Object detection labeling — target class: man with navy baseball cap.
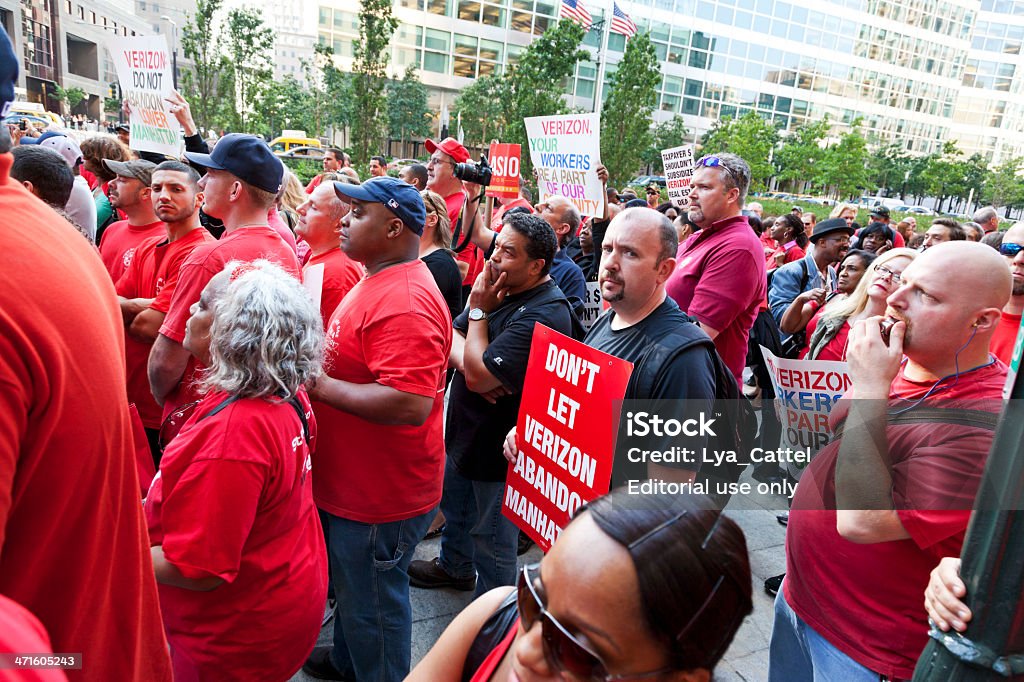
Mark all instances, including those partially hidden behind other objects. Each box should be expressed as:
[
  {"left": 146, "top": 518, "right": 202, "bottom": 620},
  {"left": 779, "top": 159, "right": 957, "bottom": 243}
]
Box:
[
  {"left": 149, "top": 133, "right": 300, "bottom": 420},
  {"left": 303, "top": 175, "right": 453, "bottom": 682}
]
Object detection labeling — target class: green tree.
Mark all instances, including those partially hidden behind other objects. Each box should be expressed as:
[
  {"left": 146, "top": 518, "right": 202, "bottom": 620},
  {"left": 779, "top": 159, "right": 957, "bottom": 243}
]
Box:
[
  {"left": 919, "top": 141, "right": 965, "bottom": 213},
  {"left": 869, "top": 141, "right": 911, "bottom": 198},
  {"left": 260, "top": 76, "right": 316, "bottom": 139},
  {"left": 54, "top": 85, "right": 86, "bottom": 113},
  {"left": 817, "top": 122, "right": 873, "bottom": 200},
  {"left": 180, "top": 0, "right": 231, "bottom": 132},
  {"left": 503, "top": 20, "right": 587, "bottom": 178},
  {"left": 981, "top": 157, "right": 1024, "bottom": 210},
  {"left": 351, "top": 0, "right": 398, "bottom": 162},
  {"left": 699, "top": 111, "right": 778, "bottom": 191},
  {"left": 774, "top": 116, "right": 829, "bottom": 192},
  {"left": 640, "top": 115, "right": 689, "bottom": 175},
  {"left": 309, "top": 43, "right": 352, "bottom": 140},
  {"left": 386, "top": 66, "right": 431, "bottom": 150},
  {"left": 224, "top": 7, "right": 274, "bottom": 133},
  {"left": 600, "top": 32, "right": 661, "bottom": 186},
  {"left": 452, "top": 74, "right": 508, "bottom": 149}
]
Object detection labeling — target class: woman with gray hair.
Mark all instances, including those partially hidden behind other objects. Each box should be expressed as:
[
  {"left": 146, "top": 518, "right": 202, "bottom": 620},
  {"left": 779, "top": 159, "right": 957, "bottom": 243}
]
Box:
[{"left": 144, "top": 259, "right": 328, "bottom": 682}]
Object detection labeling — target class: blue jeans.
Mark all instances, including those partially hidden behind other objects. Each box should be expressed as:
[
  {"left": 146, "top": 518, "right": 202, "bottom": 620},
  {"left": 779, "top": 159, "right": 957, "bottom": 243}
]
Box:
[
  {"left": 769, "top": 586, "right": 887, "bottom": 682},
  {"left": 324, "top": 508, "right": 434, "bottom": 682},
  {"left": 438, "top": 457, "right": 519, "bottom": 597}
]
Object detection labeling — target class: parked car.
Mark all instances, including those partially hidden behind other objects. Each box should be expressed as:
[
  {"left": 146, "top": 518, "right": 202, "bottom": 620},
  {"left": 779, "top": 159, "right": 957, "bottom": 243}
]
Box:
[
  {"left": 627, "top": 175, "right": 667, "bottom": 188},
  {"left": 905, "top": 206, "right": 935, "bottom": 216},
  {"left": 275, "top": 146, "right": 326, "bottom": 160},
  {"left": 388, "top": 158, "right": 420, "bottom": 171}
]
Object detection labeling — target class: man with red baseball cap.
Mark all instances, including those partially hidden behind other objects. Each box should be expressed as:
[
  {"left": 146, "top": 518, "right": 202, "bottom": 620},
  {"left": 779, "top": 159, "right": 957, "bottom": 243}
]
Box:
[{"left": 425, "top": 136, "right": 484, "bottom": 300}]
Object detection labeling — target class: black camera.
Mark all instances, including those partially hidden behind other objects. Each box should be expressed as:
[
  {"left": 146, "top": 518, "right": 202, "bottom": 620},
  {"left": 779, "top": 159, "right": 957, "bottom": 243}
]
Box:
[{"left": 454, "top": 154, "right": 492, "bottom": 186}]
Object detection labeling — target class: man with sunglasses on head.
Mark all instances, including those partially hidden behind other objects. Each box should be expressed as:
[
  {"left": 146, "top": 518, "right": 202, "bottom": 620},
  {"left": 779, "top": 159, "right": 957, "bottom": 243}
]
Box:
[
  {"left": 991, "top": 221, "right": 1024, "bottom": 364},
  {"left": 665, "top": 152, "right": 766, "bottom": 382}
]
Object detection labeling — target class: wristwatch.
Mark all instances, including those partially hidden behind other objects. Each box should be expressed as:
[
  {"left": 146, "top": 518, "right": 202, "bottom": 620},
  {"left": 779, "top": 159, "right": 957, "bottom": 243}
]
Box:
[{"left": 468, "top": 308, "right": 488, "bottom": 321}]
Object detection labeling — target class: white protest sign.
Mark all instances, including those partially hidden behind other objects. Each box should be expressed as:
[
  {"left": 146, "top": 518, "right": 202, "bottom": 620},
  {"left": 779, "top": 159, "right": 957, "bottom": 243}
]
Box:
[
  {"left": 579, "top": 281, "right": 603, "bottom": 332},
  {"left": 661, "top": 144, "right": 694, "bottom": 210},
  {"left": 108, "top": 36, "right": 182, "bottom": 157},
  {"left": 303, "top": 263, "right": 325, "bottom": 313},
  {"left": 525, "top": 113, "right": 604, "bottom": 218},
  {"left": 759, "top": 346, "right": 851, "bottom": 481}
]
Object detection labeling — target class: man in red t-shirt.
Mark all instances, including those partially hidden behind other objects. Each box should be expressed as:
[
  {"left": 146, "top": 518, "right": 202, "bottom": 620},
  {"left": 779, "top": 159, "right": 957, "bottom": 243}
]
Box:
[
  {"left": 97, "top": 158, "right": 165, "bottom": 282},
  {"left": 301, "top": 177, "right": 452, "bottom": 682},
  {"left": 148, "top": 134, "right": 300, "bottom": 421},
  {"left": 305, "top": 147, "right": 344, "bottom": 194},
  {"left": 295, "top": 181, "right": 363, "bottom": 326},
  {"left": 991, "top": 222, "right": 1024, "bottom": 364},
  {"left": 772, "top": 242, "right": 1012, "bottom": 681},
  {"left": 115, "top": 161, "right": 213, "bottom": 460},
  {"left": 665, "top": 152, "right": 766, "bottom": 381},
  {"left": 0, "top": 30, "right": 173, "bottom": 678},
  {"left": 425, "top": 136, "right": 484, "bottom": 289}
]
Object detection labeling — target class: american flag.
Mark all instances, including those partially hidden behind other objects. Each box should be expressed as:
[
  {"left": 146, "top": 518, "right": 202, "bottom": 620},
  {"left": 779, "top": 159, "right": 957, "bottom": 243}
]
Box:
[
  {"left": 610, "top": 2, "right": 637, "bottom": 37},
  {"left": 559, "top": 0, "right": 592, "bottom": 29}
]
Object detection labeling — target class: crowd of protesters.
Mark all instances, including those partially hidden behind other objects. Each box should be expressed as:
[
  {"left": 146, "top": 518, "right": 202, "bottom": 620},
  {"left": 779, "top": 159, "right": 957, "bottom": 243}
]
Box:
[{"left": 2, "top": 21, "right": 1024, "bottom": 682}]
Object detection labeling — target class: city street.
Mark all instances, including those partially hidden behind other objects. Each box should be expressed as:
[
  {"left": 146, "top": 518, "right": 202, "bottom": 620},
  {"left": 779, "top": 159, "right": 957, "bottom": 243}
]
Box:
[{"left": 290, "top": 478, "right": 789, "bottom": 682}]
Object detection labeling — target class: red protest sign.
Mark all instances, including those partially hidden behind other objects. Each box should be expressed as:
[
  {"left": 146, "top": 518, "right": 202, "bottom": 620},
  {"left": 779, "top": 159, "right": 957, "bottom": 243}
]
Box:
[
  {"left": 503, "top": 324, "right": 633, "bottom": 552},
  {"left": 486, "top": 142, "right": 521, "bottom": 200}
]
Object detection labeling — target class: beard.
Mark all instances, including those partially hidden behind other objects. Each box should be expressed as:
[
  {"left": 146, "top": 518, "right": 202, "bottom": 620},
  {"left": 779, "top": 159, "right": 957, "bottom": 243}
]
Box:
[
  {"left": 1013, "top": 279, "right": 1024, "bottom": 297},
  {"left": 600, "top": 273, "right": 625, "bottom": 302}
]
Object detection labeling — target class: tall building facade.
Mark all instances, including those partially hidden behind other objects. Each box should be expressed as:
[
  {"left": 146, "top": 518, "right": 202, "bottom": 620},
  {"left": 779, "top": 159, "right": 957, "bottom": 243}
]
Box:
[
  {"left": 317, "top": 0, "right": 1024, "bottom": 163},
  {"left": 1, "top": 0, "right": 149, "bottom": 118}
]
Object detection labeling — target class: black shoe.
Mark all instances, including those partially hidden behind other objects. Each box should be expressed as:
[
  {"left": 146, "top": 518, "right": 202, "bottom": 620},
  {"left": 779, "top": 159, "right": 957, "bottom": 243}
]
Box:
[
  {"left": 302, "top": 646, "right": 353, "bottom": 681},
  {"left": 751, "top": 462, "right": 781, "bottom": 484},
  {"left": 777, "top": 512, "right": 789, "bottom": 527},
  {"left": 517, "top": 531, "right": 535, "bottom": 556},
  {"left": 408, "top": 558, "right": 476, "bottom": 591},
  {"left": 764, "top": 573, "right": 785, "bottom": 597}
]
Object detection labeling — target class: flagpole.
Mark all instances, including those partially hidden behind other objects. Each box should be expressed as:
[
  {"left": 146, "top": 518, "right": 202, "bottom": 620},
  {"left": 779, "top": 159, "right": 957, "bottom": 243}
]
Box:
[{"left": 592, "top": 10, "right": 611, "bottom": 113}]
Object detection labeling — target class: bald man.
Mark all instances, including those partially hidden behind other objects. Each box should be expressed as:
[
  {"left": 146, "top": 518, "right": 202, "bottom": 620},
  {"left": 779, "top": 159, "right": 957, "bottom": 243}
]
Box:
[
  {"left": 991, "top": 221, "right": 1024, "bottom": 363},
  {"left": 772, "top": 241, "right": 1012, "bottom": 682}
]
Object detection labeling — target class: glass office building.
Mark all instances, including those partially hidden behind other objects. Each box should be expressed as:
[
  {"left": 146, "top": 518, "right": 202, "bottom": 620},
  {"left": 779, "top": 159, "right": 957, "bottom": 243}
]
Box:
[{"left": 317, "top": 0, "right": 1023, "bottom": 162}]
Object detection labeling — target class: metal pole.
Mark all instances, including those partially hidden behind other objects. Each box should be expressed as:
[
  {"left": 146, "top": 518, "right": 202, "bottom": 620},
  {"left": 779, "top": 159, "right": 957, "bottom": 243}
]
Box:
[
  {"left": 592, "top": 18, "right": 610, "bottom": 113},
  {"left": 913, "top": 320, "right": 1024, "bottom": 681}
]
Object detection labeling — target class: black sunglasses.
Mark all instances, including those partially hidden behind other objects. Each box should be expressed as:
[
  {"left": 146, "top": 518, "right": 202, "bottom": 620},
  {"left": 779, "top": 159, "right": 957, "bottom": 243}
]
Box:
[
  {"left": 516, "top": 563, "right": 673, "bottom": 681},
  {"left": 999, "top": 242, "right": 1023, "bottom": 258}
]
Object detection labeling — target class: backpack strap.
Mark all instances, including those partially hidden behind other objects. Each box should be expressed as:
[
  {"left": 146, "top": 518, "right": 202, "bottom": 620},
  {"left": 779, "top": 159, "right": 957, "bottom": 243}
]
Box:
[
  {"left": 832, "top": 406, "right": 999, "bottom": 441},
  {"left": 461, "top": 589, "right": 519, "bottom": 682},
  {"left": 199, "top": 394, "right": 310, "bottom": 445}
]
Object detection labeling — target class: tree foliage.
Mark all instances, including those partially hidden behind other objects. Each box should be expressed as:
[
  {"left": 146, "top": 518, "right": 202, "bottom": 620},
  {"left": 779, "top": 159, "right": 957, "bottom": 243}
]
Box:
[
  {"left": 224, "top": 7, "right": 274, "bottom": 133},
  {"left": 699, "top": 111, "right": 778, "bottom": 191},
  {"left": 981, "top": 157, "right": 1024, "bottom": 210},
  {"left": 179, "top": 0, "right": 232, "bottom": 133},
  {"left": 308, "top": 43, "right": 352, "bottom": 140},
  {"left": 54, "top": 85, "right": 86, "bottom": 112},
  {"left": 387, "top": 66, "right": 431, "bottom": 146},
  {"left": 351, "top": 0, "right": 398, "bottom": 162},
  {"left": 600, "top": 32, "right": 661, "bottom": 186},
  {"left": 452, "top": 74, "right": 508, "bottom": 149},
  {"left": 503, "top": 20, "right": 587, "bottom": 178},
  {"left": 260, "top": 76, "right": 316, "bottom": 139},
  {"left": 818, "top": 122, "right": 873, "bottom": 200},
  {"left": 773, "top": 116, "right": 829, "bottom": 189},
  {"left": 640, "top": 116, "right": 689, "bottom": 175}
]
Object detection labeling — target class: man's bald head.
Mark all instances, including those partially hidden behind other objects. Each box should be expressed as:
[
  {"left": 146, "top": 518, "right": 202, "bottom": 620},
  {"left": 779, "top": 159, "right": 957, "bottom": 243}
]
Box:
[{"left": 887, "top": 241, "right": 1010, "bottom": 368}]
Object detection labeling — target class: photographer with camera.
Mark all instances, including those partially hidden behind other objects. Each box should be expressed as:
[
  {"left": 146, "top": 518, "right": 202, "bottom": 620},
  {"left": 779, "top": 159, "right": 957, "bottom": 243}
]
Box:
[{"left": 425, "top": 137, "right": 488, "bottom": 301}]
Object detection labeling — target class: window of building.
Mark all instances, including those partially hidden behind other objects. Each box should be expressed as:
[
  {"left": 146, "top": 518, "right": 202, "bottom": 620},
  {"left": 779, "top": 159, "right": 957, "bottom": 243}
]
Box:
[
  {"left": 458, "top": 0, "right": 480, "bottom": 21},
  {"left": 481, "top": 3, "right": 505, "bottom": 27},
  {"left": 423, "top": 51, "right": 448, "bottom": 73}
]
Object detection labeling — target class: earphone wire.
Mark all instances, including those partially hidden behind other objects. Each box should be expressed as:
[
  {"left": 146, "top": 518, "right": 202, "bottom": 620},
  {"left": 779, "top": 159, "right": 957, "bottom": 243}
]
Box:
[{"left": 890, "top": 324, "right": 994, "bottom": 416}]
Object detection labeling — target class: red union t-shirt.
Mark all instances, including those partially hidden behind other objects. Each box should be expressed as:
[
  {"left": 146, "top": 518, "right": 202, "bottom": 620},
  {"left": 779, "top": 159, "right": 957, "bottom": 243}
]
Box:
[
  {"left": 145, "top": 389, "right": 325, "bottom": 682},
  {"left": 991, "top": 310, "right": 1022, "bottom": 365},
  {"left": 98, "top": 218, "right": 166, "bottom": 283},
  {"left": 665, "top": 215, "right": 766, "bottom": 381},
  {"left": 785, "top": 360, "right": 1007, "bottom": 680},
  {"left": 158, "top": 226, "right": 301, "bottom": 418},
  {"left": 0, "top": 595, "right": 68, "bottom": 682},
  {"left": 313, "top": 259, "right": 452, "bottom": 523},
  {"left": 0, "top": 154, "right": 172, "bottom": 681},
  {"left": 304, "top": 248, "right": 364, "bottom": 328},
  {"left": 115, "top": 228, "right": 215, "bottom": 428}
]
